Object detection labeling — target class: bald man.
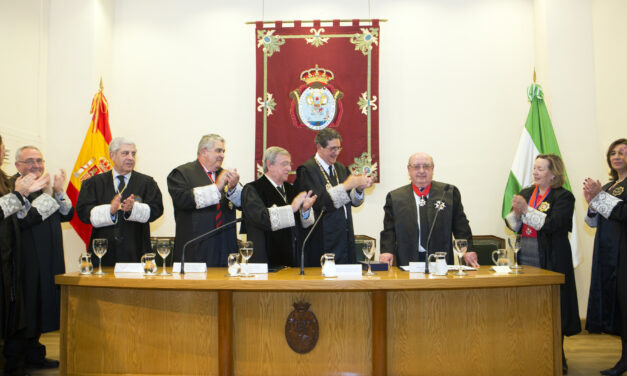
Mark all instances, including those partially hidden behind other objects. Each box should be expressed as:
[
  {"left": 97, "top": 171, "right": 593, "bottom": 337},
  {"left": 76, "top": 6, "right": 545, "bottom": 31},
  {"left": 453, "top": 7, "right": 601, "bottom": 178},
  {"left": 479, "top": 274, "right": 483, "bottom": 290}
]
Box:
[{"left": 379, "top": 152, "right": 479, "bottom": 267}]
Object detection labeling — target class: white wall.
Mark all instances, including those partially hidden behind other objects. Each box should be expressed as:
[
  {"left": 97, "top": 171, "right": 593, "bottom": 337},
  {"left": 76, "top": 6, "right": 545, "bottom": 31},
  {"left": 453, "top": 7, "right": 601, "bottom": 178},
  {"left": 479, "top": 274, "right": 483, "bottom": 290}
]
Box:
[{"left": 2, "top": 0, "right": 626, "bottom": 318}]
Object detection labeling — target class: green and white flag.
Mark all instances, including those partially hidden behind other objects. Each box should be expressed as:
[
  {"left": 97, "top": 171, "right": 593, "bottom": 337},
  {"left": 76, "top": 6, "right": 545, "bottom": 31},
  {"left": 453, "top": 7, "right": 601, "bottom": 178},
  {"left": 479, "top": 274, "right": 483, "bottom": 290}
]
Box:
[{"left": 501, "top": 83, "right": 581, "bottom": 268}]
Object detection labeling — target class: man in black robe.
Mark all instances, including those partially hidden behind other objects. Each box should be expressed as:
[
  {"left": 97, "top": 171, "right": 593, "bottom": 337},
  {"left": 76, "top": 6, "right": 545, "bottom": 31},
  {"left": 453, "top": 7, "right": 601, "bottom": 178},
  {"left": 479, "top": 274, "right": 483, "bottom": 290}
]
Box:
[
  {"left": 167, "top": 134, "right": 242, "bottom": 267},
  {"left": 11, "top": 146, "right": 74, "bottom": 369},
  {"left": 76, "top": 138, "right": 163, "bottom": 266},
  {"left": 294, "top": 129, "right": 373, "bottom": 266},
  {"left": 242, "top": 146, "right": 316, "bottom": 267},
  {"left": 379, "top": 152, "right": 479, "bottom": 267}
]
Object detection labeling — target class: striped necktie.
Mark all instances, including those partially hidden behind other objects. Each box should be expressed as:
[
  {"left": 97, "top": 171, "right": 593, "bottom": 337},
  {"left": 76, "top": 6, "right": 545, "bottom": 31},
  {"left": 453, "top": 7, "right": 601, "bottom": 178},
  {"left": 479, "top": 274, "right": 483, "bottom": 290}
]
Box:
[{"left": 207, "top": 171, "right": 223, "bottom": 228}]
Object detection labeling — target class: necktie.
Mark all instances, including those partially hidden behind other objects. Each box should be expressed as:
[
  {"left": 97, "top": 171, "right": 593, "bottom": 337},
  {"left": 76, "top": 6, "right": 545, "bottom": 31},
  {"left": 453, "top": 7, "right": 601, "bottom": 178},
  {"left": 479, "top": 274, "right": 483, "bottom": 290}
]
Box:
[
  {"left": 116, "top": 175, "right": 126, "bottom": 194},
  {"left": 277, "top": 185, "right": 286, "bottom": 201},
  {"left": 207, "top": 171, "right": 223, "bottom": 228},
  {"left": 329, "top": 166, "right": 337, "bottom": 185}
]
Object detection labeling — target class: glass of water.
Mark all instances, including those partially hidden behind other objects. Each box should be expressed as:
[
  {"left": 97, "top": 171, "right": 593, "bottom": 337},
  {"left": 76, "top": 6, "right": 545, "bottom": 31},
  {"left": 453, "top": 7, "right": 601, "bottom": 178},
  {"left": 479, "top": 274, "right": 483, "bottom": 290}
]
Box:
[
  {"left": 238, "top": 241, "right": 254, "bottom": 277},
  {"left": 157, "top": 239, "right": 171, "bottom": 275},
  {"left": 92, "top": 238, "right": 108, "bottom": 275}
]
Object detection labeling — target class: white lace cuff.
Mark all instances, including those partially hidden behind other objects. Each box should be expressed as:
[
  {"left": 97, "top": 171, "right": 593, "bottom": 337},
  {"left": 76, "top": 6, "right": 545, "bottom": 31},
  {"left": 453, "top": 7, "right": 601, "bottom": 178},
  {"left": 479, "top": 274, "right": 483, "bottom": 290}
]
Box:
[
  {"left": 590, "top": 191, "right": 621, "bottom": 219},
  {"left": 31, "top": 194, "right": 60, "bottom": 221},
  {"left": 584, "top": 212, "right": 598, "bottom": 228},
  {"left": 301, "top": 209, "right": 315, "bottom": 228},
  {"left": 126, "top": 202, "right": 150, "bottom": 223},
  {"left": 0, "top": 193, "right": 23, "bottom": 218},
  {"left": 328, "top": 185, "right": 351, "bottom": 209},
  {"left": 522, "top": 207, "right": 546, "bottom": 230},
  {"left": 227, "top": 184, "right": 242, "bottom": 208},
  {"left": 268, "top": 205, "right": 295, "bottom": 231},
  {"left": 55, "top": 192, "right": 73, "bottom": 216},
  {"left": 505, "top": 212, "right": 522, "bottom": 232},
  {"left": 350, "top": 189, "right": 365, "bottom": 207},
  {"left": 193, "top": 184, "right": 221, "bottom": 209},
  {"left": 90, "top": 204, "right": 116, "bottom": 227}
]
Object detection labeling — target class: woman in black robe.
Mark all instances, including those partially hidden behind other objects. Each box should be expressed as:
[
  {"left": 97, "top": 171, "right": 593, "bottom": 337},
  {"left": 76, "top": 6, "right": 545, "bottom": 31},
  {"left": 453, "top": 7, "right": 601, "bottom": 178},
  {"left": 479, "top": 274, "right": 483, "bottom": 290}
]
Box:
[
  {"left": 584, "top": 138, "right": 627, "bottom": 376},
  {"left": 506, "top": 154, "right": 581, "bottom": 374}
]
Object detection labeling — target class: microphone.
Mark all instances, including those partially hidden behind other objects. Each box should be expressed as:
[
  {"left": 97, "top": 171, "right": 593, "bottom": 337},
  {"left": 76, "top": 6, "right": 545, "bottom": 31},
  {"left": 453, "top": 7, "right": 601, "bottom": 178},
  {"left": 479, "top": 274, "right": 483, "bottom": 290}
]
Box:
[
  {"left": 180, "top": 217, "right": 242, "bottom": 274},
  {"left": 300, "top": 207, "right": 326, "bottom": 275},
  {"left": 424, "top": 184, "right": 450, "bottom": 274}
]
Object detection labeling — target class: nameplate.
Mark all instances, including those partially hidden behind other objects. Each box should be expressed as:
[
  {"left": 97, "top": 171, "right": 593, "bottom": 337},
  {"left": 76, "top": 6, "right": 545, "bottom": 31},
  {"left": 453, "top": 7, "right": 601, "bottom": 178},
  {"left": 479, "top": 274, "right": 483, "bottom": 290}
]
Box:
[
  {"left": 172, "top": 262, "right": 207, "bottom": 273},
  {"left": 335, "top": 264, "right": 362, "bottom": 276},
  {"left": 246, "top": 263, "right": 268, "bottom": 274},
  {"left": 403, "top": 263, "right": 477, "bottom": 272},
  {"left": 114, "top": 263, "right": 143, "bottom": 273},
  {"left": 490, "top": 266, "right": 512, "bottom": 274}
]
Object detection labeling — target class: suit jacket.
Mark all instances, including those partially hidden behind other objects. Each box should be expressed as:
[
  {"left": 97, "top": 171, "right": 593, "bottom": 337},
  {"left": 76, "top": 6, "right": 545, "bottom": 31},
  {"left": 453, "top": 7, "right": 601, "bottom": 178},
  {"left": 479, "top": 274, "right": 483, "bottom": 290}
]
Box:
[
  {"left": 167, "top": 160, "right": 238, "bottom": 267},
  {"left": 76, "top": 170, "right": 163, "bottom": 266},
  {"left": 380, "top": 181, "right": 473, "bottom": 266},
  {"left": 294, "top": 157, "right": 357, "bottom": 265}
]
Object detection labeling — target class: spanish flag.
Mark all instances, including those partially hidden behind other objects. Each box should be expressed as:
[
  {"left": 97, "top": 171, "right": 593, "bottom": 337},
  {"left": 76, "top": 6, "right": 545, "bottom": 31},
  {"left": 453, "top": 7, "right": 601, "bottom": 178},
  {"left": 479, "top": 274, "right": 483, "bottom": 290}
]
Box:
[{"left": 66, "top": 81, "right": 113, "bottom": 245}]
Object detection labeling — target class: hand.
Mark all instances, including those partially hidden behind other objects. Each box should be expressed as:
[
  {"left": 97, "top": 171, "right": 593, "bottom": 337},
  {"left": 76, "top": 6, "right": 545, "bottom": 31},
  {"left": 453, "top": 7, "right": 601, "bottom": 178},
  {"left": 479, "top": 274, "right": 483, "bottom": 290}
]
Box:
[
  {"left": 30, "top": 173, "right": 51, "bottom": 195},
  {"left": 53, "top": 169, "right": 67, "bottom": 195},
  {"left": 583, "top": 178, "right": 602, "bottom": 202},
  {"left": 342, "top": 174, "right": 372, "bottom": 191},
  {"left": 379, "top": 252, "right": 394, "bottom": 266},
  {"left": 225, "top": 168, "right": 240, "bottom": 191},
  {"left": 14, "top": 174, "right": 35, "bottom": 196},
  {"left": 358, "top": 175, "right": 375, "bottom": 191},
  {"left": 120, "top": 194, "right": 135, "bottom": 212},
  {"left": 43, "top": 173, "right": 53, "bottom": 196},
  {"left": 110, "top": 194, "right": 122, "bottom": 215},
  {"left": 511, "top": 195, "right": 528, "bottom": 216},
  {"left": 463, "top": 252, "right": 480, "bottom": 267},
  {"left": 301, "top": 191, "right": 317, "bottom": 212},
  {"left": 215, "top": 170, "right": 228, "bottom": 191},
  {"left": 291, "top": 191, "right": 306, "bottom": 212}
]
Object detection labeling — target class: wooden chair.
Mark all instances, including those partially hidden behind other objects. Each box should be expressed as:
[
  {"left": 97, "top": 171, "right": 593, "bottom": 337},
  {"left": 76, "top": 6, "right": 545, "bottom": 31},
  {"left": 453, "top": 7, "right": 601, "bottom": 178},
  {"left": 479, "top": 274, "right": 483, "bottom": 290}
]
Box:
[{"left": 472, "top": 235, "right": 505, "bottom": 266}]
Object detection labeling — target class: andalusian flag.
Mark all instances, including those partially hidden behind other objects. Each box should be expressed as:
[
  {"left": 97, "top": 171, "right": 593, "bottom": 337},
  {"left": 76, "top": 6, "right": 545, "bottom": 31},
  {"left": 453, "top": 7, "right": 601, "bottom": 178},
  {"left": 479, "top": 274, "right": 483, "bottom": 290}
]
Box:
[
  {"left": 66, "top": 81, "right": 113, "bottom": 245},
  {"left": 501, "top": 82, "right": 581, "bottom": 267}
]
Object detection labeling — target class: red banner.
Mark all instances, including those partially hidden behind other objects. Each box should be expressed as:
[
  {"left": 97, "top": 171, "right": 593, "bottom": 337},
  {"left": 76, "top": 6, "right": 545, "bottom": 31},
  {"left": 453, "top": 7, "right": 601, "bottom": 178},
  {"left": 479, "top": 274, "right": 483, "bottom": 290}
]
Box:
[{"left": 255, "top": 20, "right": 380, "bottom": 181}]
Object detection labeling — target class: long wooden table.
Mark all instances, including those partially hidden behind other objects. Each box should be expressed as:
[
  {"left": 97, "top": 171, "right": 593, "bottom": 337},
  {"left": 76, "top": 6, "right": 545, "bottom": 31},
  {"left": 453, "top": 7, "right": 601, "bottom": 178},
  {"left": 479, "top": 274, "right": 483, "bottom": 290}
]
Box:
[{"left": 55, "top": 266, "right": 564, "bottom": 376}]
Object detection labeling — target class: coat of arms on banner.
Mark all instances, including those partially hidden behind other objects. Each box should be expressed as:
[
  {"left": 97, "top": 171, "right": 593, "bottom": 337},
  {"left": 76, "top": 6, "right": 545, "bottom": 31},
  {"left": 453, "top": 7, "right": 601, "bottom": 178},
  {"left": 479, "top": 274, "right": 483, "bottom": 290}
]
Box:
[
  {"left": 255, "top": 20, "right": 381, "bottom": 181},
  {"left": 290, "top": 65, "right": 343, "bottom": 130}
]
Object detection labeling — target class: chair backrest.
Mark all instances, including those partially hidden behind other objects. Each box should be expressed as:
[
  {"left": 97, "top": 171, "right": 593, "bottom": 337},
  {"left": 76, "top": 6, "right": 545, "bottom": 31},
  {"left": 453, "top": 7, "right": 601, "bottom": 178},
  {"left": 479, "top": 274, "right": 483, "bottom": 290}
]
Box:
[
  {"left": 354, "top": 235, "right": 377, "bottom": 262},
  {"left": 472, "top": 235, "right": 505, "bottom": 266}
]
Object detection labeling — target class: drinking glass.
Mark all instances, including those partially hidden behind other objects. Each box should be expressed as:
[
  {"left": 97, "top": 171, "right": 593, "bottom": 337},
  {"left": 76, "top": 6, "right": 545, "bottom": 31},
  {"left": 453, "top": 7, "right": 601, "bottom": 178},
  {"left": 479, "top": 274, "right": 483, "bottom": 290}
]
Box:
[
  {"left": 508, "top": 234, "right": 523, "bottom": 274},
  {"left": 238, "top": 241, "right": 254, "bottom": 277},
  {"left": 453, "top": 239, "right": 468, "bottom": 276},
  {"left": 157, "top": 239, "right": 171, "bottom": 275},
  {"left": 92, "top": 238, "right": 108, "bottom": 275},
  {"left": 362, "top": 240, "right": 376, "bottom": 276}
]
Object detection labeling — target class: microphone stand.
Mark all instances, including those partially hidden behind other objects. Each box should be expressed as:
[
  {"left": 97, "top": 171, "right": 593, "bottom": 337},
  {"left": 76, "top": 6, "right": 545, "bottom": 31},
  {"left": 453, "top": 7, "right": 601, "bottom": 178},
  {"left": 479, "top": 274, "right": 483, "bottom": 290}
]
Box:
[
  {"left": 424, "top": 185, "right": 450, "bottom": 274},
  {"left": 180, "top": 218, "right": 242, "bottom": 274},
  {"left": 300, "top": 208, "right": 326, "bottom": 275}
]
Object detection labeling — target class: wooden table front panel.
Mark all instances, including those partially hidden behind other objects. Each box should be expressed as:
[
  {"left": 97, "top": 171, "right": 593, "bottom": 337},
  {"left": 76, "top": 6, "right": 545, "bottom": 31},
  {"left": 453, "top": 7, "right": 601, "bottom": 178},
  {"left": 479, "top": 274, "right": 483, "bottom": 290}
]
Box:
[
  {"left": 388, "top": 285, "right": 560, "bottom": 376},
  {"left": 233, "top": 291, "right": 372, "bottom": 376},
  {"left": 63, "top": 286, "right": 219, "bottom": 375}
]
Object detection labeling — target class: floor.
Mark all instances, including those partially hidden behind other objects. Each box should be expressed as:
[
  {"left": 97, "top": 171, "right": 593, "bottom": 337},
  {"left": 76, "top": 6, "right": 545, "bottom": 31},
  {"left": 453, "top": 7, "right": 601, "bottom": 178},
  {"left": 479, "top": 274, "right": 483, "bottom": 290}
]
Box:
[{"left": 32, "top": 330, "right": 623, "bottom": 375}]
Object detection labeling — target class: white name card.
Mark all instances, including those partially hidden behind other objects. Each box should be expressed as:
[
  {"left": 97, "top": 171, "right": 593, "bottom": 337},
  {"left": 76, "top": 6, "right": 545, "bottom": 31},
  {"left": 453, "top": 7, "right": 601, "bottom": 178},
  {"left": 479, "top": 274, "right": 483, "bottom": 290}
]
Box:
[
  {"left": 407, "top": 262, "right": 428, "bottom": 273},
  {"left": 246, "top": 263, "right": 268, "bottom": 274},
  {"left": 335, "top": 264, "right": 362, "bottom": 276},
  {"left": 490, "top": 266, "right": 512, "bottom": 274},
  {"left": 173, "top": 262, "right": 207, "bottom": 273},
  {"left": 114, "top": 263, "right": 143, "bottom": 273}
]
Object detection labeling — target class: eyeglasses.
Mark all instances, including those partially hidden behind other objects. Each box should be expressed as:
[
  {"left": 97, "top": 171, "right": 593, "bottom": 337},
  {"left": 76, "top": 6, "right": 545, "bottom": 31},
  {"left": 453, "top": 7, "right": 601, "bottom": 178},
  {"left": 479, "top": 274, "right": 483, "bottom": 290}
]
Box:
[
  {"left": 325, "top": 146, "right": 342, "bottom": 153},
  {"left": 17, "top": 158, "right": 45, "bottom": 166},
  {"left": 409, "top": 163, "right": 433, "bottom": 170}
]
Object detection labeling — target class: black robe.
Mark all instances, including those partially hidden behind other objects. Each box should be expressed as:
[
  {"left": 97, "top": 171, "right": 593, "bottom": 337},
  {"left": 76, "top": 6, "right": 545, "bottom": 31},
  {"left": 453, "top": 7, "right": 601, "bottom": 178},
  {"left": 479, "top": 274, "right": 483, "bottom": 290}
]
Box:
[
  {"left": 509, "top": 186, "right": 581, "bottom": 336},
  {"left": 586, "top": 179, "right": 627, "bottom": 337},
  {"left": 241, "top": 175, "right": 302, "bottom": 267},
  {"left": 380, "top": 181, "right": 473, "bottom": 266},
  {"left": 76, "top": 170, "right": 163, "bottom": 266},
  {"left": 15, "top": 188, "right": 73, "bottom": 336},
  {"left": 167, "top": 160, "right": 239, "bottom": 267},
  {"left": 294, "top": 157, "right": 357, "bottom": 266}
]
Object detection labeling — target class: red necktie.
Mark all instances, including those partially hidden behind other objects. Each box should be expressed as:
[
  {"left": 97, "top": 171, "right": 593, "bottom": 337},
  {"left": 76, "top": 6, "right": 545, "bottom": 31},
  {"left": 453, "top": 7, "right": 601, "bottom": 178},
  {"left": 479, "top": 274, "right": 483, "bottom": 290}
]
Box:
[{"left": 207, "top": 171, "right": 223, "bottom": 228}]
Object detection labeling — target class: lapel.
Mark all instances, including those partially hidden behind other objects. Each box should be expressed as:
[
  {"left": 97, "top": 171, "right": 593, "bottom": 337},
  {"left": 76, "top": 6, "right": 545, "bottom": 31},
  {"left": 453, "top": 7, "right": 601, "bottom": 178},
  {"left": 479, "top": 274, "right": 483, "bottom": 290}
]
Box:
[
  {"left": 261, "top": 175, "right": 287, "bottom": 204},
  {"left": 332, "top": 162, "right": 344, "bottom": 186},
  {"left": 403, "top": 184, "right": 418, "bottom": 226},
  {"left": 424, "top": 181, "right": 442, "bottom": 223},
  {"left": 104, "top": 171, "right": 116, "bottom": 200}
]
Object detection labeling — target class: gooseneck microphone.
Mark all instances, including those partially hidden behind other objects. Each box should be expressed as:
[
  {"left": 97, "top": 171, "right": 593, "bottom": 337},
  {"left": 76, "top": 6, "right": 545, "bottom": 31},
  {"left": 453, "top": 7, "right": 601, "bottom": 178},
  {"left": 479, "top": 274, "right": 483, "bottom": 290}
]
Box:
[
  {"left": 180, "top": 218, "right": 242, "bottom": 274},
  {"left": 300, "top": 208, "right": 326, "bottom": 276},
  {"left": 424, "top": 184, "right": 450, "bottom": 274}
]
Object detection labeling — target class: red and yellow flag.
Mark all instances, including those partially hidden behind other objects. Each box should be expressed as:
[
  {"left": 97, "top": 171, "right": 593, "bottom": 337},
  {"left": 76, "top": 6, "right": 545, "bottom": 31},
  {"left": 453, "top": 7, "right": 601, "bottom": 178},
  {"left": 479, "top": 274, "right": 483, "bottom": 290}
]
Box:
[{"left": 66, "top": 82, "right": 113, "bottom": 245}]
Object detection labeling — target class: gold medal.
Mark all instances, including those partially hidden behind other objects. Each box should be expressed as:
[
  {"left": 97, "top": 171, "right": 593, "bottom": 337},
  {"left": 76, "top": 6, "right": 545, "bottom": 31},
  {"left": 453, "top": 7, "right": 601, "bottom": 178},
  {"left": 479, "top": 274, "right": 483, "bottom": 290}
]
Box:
[
  {"left": 228, "top": 201, "right": 234, "bottom": 210},
  {"left": 613, "top": 186, "right": 624, "bottom": 196},
  {"left": 538, "top": 202, "right": 551, "bottom": 212}
]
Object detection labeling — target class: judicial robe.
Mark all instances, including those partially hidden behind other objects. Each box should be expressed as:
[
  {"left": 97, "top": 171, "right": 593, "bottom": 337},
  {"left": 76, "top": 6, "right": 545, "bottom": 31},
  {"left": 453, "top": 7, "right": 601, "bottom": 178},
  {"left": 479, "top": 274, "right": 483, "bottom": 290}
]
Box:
[
  {"left": 507, "top": 186, "right": 581, "bottom": 336},
  {"left": 586, "top": 179, "right": 627, "bottom": 337},
  {"left": 167, "top": 160, "right": 239, "bottom": 267},
  {"left": 76, "top": 170, "right": 163, "bottom": 266},
  {"left": 10, "top": 182, "right": 73, "bottom": 336},
  {"left": 380, "top": 181, "right": 473, "bottom": 266},
  {"left": 241, "top": 175, "right": 303, "bottom": 267},
  {"left": 295, "top": 157, "right": 358, "bottom": 266}
]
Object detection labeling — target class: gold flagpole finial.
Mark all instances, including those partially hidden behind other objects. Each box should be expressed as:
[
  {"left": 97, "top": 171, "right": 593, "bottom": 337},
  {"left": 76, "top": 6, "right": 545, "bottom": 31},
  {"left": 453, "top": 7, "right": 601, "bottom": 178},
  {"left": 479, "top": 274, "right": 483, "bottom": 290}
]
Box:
[
  {"left": 533, "top": 68, "right": 536, "bottom": 83},
  {"left": 99, "top": 77, "right": 104, "bottom": 91}
]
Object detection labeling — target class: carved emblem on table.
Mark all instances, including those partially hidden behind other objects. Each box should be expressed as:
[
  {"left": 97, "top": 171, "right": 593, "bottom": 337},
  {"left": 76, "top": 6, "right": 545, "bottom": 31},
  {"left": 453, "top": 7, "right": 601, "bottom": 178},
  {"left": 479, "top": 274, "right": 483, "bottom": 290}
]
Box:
[{"left": 285, "top": 301, "right": 319, "bottom": 354}]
